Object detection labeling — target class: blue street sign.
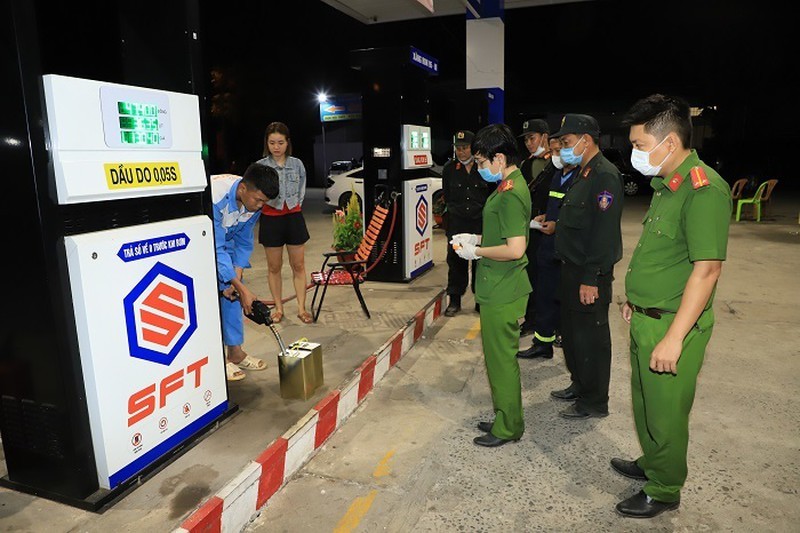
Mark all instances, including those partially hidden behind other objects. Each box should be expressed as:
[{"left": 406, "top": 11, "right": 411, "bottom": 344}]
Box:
[
  {"left": 410, "top": 46, "right": 439, "bottom": 75},
  {"left": 319, "top": 96, "right": 362, "bottom": 123}
]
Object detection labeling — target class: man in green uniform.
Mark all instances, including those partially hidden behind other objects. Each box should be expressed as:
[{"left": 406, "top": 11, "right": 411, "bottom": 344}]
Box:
[
  {"left": 613, "top": 94, "right": 731, "bottom": 518},
  {"left": 551, "top": 114, "right": 623, "bottom": 419},
  {"left": 450, "top": 124, "right": 531, "bottom": 448}
]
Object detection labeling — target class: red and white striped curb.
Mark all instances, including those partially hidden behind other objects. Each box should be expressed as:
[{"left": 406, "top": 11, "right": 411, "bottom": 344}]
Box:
[{"left": 174, "top": 290, "right": 446, "bottom": 533}]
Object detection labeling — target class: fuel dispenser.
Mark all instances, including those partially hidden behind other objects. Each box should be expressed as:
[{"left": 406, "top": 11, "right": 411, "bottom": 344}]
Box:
[
  {"left": 350, "top": 47, "right": 439, "bottom": 282},
  {"left": 1, "top": 1, "right": 231, "bottom": 510}
]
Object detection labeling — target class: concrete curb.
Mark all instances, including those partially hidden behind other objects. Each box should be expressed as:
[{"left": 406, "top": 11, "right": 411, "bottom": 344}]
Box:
[{"left": 174, "top": 290, "right": 446, "bottom": 533}]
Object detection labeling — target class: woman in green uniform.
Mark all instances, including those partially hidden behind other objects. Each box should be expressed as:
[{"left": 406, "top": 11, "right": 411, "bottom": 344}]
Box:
[{"left": 451, "top": 124, "right": 532, "bottom": 447}]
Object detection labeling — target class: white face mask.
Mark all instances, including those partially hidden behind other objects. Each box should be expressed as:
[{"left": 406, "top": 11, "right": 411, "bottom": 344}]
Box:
[
  {"left": 532, "top": 145, "right": 545, "bottom": 157},
  {"left": 551, "top": 154, "right": 564, "bottom": 169},
  {"left": 458, "top": 155, "right": 474, "bottom": 165},
  {"left": 631, "top": 136, "right": 672, "bottom": 176}
]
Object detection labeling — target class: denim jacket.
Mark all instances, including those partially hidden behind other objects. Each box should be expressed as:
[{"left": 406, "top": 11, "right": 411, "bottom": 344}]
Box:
[{"left": 257, "top": 155, "right": 307, "bottom": 210}]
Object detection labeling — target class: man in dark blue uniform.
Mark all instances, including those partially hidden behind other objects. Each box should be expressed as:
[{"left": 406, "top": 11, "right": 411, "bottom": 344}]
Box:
[
  {"left": 518, "top": 119, "right": 556, "bottom": 336},
  {"left": 517, "top": 138, "right": 580, "bottom": 360},
  {"left": 550, "top": 114, "right": 623, "bottom": 419},
  {"left": 442, "top": 130, "right": 491, "bottom": 316}
]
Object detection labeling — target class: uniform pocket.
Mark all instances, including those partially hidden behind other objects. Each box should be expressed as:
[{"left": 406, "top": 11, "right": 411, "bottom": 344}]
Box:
[
  {"left": 647, "top": 217, "right": 678, "bottom": 239},
  {"left": 559, "top": 202, "right": 587, "bottom": 229},
  {"left": 693, "top": 308, "right": 715, "bottom": 333}
]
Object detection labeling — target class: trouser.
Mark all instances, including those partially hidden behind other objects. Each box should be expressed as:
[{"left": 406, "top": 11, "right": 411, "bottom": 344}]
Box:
[
  {"left": 522, "top": 232, "right": 542, "bottom": 325},
  {"left": 480, "top": 295, "right": 528, "bottom": 440},
  {"left": 558, "top": 261, "right": 613, "bottom": 413},
  {"left": 630, "top": 307, "right": 714, "bottom": 503},
  {"left": 533, "top": 239, "right": 560, "bottom": 343},
  {"left": 445, "top": 215, "right": 482, "bottom": 297},
  {"left": 219, "top": 293, "right": 243, "bottom": 347}
]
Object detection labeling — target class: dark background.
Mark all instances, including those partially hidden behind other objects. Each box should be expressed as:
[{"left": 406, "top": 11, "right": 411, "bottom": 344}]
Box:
[{"left": 200, "top": 0, "right": 796, "bottom": 190}]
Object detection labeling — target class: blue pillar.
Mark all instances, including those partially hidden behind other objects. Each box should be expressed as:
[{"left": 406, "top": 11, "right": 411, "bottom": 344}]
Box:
[{"left": 466, "top": 0, "right": 504, "bottom": 124}]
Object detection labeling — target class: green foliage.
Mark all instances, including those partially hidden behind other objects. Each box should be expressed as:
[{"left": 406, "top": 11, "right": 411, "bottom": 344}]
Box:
[{"left": 332, "top": 191, "right": 363, "bottom": 251}]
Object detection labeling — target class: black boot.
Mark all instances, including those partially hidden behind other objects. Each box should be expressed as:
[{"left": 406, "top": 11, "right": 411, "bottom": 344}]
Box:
[
  {"left": 444, "top": 295, "right": 461, "bottom": 317},
  {"left": 516, "top": 341, "right": 553, "bottom": 359}
]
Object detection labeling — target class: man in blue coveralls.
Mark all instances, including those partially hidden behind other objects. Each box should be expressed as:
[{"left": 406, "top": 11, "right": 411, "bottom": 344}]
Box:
[{"left": 211, "top": 163, "right": 279, "bottom": 381}]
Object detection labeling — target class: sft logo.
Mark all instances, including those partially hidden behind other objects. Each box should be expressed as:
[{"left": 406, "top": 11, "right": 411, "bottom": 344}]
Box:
[
  {"left": 415, "top": 195, "right": 429, "bottom": 236},
  {"left": 123, "top": 261, "right": 198, "bottom": 366}
]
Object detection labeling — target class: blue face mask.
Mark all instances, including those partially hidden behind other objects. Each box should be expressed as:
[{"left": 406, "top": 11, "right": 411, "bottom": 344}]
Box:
[
  {"left": 560, "top": 136, "right": 586, "bottom": 166},
  {"left": 478, "top": 166, "right": 503, "bottom": 183}
]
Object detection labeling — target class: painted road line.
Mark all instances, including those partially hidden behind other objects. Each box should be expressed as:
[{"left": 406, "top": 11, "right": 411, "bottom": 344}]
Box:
[
  {"left": 465, "top": 319, "right": 481, "bottom": 340},
  {"left": 372, "top": 450, "right": 395, "bottom": 478},
  {"left": 333, "top": 490, "right": 378, "bottom": 533},
  {"left": 333, "top": 450, "right": 395, "bottom": 532}
]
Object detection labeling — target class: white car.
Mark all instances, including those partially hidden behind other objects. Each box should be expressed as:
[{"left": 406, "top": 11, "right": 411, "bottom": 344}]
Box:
[{"left": 324, "top": 166, "right": 443, "bottom": 212}]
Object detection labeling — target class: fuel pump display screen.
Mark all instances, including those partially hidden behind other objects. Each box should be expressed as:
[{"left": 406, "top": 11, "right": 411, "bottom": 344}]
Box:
[
  {"left": 410, "top": 130, "right": 420, "bottom": 149},
  {"left": 100, "top": 86, "right": 173, "bottom": 148}
]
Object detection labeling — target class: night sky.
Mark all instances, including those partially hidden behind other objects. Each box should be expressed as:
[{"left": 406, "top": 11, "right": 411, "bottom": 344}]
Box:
[{"left": 200, "top": 0, "right": 796, "bottom": 187}]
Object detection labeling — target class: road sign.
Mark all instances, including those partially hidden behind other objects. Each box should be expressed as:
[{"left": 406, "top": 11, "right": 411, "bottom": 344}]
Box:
[{"left": 319, "top": 96, "right": 362, "bottom": 123}]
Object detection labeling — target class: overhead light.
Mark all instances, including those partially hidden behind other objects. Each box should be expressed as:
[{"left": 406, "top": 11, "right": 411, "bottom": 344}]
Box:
[
  {"left": 317, "top": 92, "right": 328, "bottom": 103},
  {"left": 3, "top": 137, "right": 22, "bottom": 146}
]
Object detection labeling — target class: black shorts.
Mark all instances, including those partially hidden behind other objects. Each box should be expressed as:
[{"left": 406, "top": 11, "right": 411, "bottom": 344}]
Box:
[{"left": 258, "top": 212, "right": 310, "bottom": 247}]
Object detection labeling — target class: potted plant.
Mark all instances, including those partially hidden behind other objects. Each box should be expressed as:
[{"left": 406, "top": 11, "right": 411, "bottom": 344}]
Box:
[{"left": 332, "top": 189, "right": 363, "bottom": 263}]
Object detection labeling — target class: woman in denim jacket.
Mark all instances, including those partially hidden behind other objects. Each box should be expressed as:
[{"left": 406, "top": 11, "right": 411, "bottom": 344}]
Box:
[{"left": 257, "top": 122, "right": 312, "bottom": 324}]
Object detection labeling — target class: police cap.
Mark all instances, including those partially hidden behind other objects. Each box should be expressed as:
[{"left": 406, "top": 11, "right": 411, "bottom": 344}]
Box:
[
  {"left": 453, "top": 130, "right": 475, "bottom": 146},
  {"left": 551, "top": 114, "right": 600, "bottom": 138},
  {"left": 518, "top": 118, "right": 550, "bottom": 137}
]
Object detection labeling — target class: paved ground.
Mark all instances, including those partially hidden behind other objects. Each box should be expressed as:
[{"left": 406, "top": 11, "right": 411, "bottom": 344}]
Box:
[
  {"left": 2, "top": 188, "right": 798, "bottom": 532},
  {"left": 246, "top": 191, "right": 800, "bottom": 533}
]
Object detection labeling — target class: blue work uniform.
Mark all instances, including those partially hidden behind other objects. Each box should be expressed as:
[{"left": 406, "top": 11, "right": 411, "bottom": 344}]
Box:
[{"left": 211, "top": 174, "right": 260, "bottom": 347}]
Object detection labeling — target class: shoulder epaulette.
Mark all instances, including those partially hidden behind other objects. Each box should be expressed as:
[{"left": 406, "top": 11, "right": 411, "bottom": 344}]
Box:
[
  {"left": 690, "top": 166, "right": 710, "bottom": 189},
  {"left": 667, "top": 173, "right": 684, "bottom": 192},
  {"left": 498, "top": 179, "right": 514, "bottom": 192}
]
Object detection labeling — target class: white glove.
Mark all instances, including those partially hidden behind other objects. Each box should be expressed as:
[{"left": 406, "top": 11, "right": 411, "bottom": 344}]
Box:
[
  {"left": 449, "top": 233, "right": 479, "bottom": 247},
  {"left": 454, "top": 242, "right": 481, "bottom": 261}
]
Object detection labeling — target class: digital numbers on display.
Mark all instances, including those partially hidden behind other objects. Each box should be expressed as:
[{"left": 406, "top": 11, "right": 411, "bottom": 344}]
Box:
[{"left": 117, "top": 101, "right": 160, "bottom": 145}]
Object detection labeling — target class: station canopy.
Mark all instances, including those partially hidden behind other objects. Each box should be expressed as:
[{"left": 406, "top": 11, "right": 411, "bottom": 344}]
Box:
[{"left": 321, "top": 0, "right": 590, "bottom": 24}]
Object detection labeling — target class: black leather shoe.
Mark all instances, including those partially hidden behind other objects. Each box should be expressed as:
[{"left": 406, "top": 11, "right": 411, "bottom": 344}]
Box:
[
  {"left": 550, "top": 387, "right": 579, "bottom": 401},
  {"left": 444, "top": 299, "right": 461, "bottom": 317},
  {"left": 611, "top": 458, "right": 647, "bottom": 481},
  {"left": 559, "top": 403, "right": 608, "bottom": 419},
  {"left": 477, "top": 421, "right": 493, "bottom": 433},
  {"left": 516, "top": 343, "right": 553, "bottom": 359},
  {"left": 473, "top": 433, "right": 518, "bottom": 447},
  {"left": 615, "top": 491, "right": 679, "bottom": 518}
]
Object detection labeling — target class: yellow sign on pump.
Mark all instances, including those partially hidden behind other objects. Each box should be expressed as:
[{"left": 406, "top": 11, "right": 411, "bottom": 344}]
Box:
[{"left": 104, "top": 162, "right": 182, "bottom": 190}]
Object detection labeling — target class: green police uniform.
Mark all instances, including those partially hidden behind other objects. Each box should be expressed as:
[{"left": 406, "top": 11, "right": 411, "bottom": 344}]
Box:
[
  {"left": 476, "top": 169, "right": 532, "bottom": 439},
  {"left": 625, "top": 150, "right": 731, "bottom": 503},
  {"left": 554, "top": 151, "right": 623, "bottom": 414}
]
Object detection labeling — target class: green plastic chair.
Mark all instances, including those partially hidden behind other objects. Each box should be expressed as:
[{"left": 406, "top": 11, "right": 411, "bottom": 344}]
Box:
[{"left": 735, "top": 181, "right": 768, "bottom": 222}]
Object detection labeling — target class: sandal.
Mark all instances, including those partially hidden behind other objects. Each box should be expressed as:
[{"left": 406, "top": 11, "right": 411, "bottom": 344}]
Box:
[
  {"left": 297, "top": 311, "right": 313, "bottom": 324},
  {"left": 226, "top": 361, "right": 246, "bottom": 381},
  {"left": 271, "top": 309, "right": 283, "bottom": 323},
  {"left": 236, "top": 354, "right": 267, "bottom": 371}
]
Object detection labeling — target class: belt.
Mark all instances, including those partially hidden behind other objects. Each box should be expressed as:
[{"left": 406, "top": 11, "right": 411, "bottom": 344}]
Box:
[{"left": 627, "top": 302, "right": 674, "bottom": 320}]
